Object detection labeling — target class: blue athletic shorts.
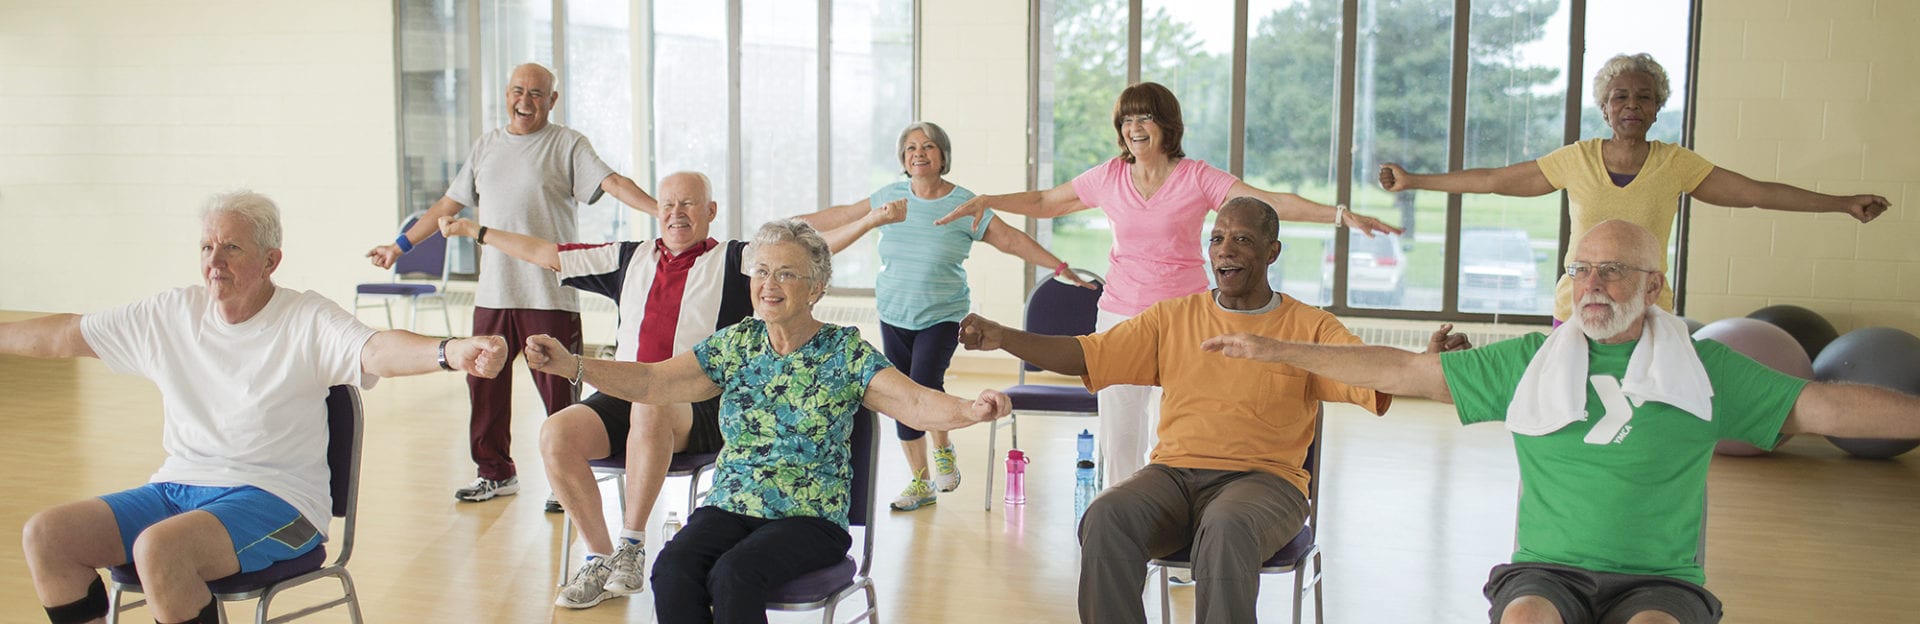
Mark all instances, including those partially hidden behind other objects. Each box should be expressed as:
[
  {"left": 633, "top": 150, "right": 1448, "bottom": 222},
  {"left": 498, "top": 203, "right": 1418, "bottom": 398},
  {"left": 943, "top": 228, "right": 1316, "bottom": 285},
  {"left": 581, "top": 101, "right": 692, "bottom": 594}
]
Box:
[{"left": 99, "top": 483, "right": 323, "bottom": 573}]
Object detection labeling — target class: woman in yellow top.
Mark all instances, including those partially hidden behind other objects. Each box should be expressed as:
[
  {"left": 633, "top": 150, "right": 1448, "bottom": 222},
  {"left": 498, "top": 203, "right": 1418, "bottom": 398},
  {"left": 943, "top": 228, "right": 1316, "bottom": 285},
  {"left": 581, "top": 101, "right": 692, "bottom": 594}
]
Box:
[{"left": 1378, "top": 53, "right": 1891, "bottom": 321}]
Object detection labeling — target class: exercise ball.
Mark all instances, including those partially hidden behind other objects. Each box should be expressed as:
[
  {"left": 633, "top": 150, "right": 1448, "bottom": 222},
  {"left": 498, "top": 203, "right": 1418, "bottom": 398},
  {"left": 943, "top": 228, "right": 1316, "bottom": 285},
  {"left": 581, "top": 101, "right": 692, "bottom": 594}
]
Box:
[
  {"left": 1812, "top": 327, "right": 1920, "bottom": 459},
  {"left": 1747, "top": 304, "right": 1840, "bottom": 361},
  {"left": 1693, "top": 318, "right": 1812, "bottom": 456}
]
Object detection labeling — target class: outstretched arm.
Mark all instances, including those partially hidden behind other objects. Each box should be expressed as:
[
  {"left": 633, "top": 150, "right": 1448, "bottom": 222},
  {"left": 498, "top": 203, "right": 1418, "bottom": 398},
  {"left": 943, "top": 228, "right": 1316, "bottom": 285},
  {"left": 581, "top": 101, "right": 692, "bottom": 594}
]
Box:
[
  {"left": 361, "top": 332, "right": 507, "bottom": 378},
  {"left": 957, "top": 313, "right": 1089, "bottom": 376},
  {"left": 818, "top": 199, "right": 907, "bottom": 254},
  {"left": 1378, "top": 161, "right": 1556, "bottom": 198},
  {"left": 0, "top": 314, "right": 95, "bottom": 359},
  {"left": 934, "top": 182, "right": 1088, "bottom": 230},
  {"left": 979, "top": 218, "right": 1095, "bottom": 289},
  {"left": 523, "top": 334, "right": 721, "bottom": 404},
  {"left": 862, "top": 368, "right": 1011, "bottom": 431},
  {"left": 599, "top": 173, "right": 661, "bottom": 219},
  {"left": 1200, "top": 333, "right": 1453, "bottom": 402},
  {"left": 795, "top": 198, "right": 876, "bottom": 234},
  {"left": 368, "top": 196, "right": 468, "bottom": 269},
  {"left": 1227, "top": 179, "right": 1402, "bottom": 236},
  {"left": 1783, "top": 381, "right": 1920, "bottom": 438},
  {"left": 1691, "top": 167, "right": 1892, "bottom": 223},
  {"left": 439, "top": 217, "right": 561, "bottom": 271}
]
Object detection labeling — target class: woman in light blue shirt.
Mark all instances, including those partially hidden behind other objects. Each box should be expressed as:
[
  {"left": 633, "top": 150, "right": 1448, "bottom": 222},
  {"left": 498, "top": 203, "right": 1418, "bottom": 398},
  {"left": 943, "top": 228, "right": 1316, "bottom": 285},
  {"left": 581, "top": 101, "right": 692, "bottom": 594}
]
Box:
[{"left": 812, "top": 122, "right": 1093, "bottom": 511}]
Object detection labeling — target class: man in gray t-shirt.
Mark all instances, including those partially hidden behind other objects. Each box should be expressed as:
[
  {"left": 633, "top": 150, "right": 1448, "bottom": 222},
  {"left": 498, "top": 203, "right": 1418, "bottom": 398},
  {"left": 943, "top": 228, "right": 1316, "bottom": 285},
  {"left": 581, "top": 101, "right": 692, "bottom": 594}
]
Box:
[{"left": 368, "top": 62, "right": 667, "bottom": 503}]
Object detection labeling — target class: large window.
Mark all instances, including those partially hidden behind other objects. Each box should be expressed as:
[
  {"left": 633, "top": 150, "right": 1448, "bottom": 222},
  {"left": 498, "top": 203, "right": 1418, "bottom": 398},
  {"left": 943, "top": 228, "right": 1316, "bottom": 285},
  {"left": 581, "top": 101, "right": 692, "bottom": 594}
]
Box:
[
  {"left": 1036, "top": 0, "right": 1695, "bottom": 322},
  {"left": 395, "top": 0, "right": 914, "bottom": 291}
]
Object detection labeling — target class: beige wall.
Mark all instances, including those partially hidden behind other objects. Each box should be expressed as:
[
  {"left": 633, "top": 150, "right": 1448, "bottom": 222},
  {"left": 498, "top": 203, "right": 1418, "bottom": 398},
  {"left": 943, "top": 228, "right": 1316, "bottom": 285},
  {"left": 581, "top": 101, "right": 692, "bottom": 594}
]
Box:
[
  {"left": 1687, "top": 0, "right": 1920, "bottom": 334},
  {"left": 0, "top": 1, "right": 397, "bottom": 314}
]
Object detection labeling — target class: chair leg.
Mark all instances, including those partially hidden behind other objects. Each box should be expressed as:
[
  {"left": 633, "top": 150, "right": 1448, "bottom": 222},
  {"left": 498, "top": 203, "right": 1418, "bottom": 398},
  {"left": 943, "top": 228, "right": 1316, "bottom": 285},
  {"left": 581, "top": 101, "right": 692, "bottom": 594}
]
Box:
[
  {"left": 559, "top": 512, "right": 577, "bottom": 587},
  {"left": 340, "top": 570, "right": 365, "bottom": 624},
  {"left": 1158, "top": 564, "right": 1172, "bottom": 624},
  {"left": 1311, "top": 551, "right": 1325, "bottom": 624},
  {"left": 105, "top": 586, "right": 124, "bottom": 624},
  {"left": 864, "top": 582, "right": 879, "bottom": 624},
  {"left": 983, "top": 416, "right": 1000, "bottom": 511},
  {"left": 439, "top": 300, "right": 453, "bottom": 337},
  {"left": 409, "top": 298, "right": 420, "bottom": 331}
]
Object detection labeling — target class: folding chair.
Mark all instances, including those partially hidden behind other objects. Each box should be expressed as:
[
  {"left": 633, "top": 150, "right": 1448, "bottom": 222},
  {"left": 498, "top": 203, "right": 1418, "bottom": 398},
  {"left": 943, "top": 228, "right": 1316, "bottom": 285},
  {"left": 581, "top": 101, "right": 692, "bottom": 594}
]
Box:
[
  {"left": 355, "top": 211, "right": 454, "bottom": 334},
  {"left": 765, "top": 407, "right": 880, "bottom": 623},
  {"left": 557, "top": 451, "right": 718, "bottom": 586},
  {"left": 1150, "top": 405, "right": 1326, "bottom": 624},
  {"left": 108, "top": 385, "right": 366, "bottom": 624},
  {"left": 985, "top": 270, "right": 1105, "bottom": 510}
]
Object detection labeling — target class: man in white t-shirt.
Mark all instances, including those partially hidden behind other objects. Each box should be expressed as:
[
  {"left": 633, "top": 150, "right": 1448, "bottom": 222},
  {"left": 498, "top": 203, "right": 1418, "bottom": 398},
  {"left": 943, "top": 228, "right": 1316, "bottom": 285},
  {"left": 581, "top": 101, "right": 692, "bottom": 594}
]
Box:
[
  {"left": 365, "top": 62, "right": 674, "bottom": 503},
  {"left": 7, "top": 191, "right": 507, "bottom": 624}
]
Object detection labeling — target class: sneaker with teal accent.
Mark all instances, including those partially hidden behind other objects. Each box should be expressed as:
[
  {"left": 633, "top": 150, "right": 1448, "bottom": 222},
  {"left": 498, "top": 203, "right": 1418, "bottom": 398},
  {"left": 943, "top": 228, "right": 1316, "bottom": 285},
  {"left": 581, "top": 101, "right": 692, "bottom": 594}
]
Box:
[
  {"left": 931, "top": 445, "right": 962, "bottom": 492},
  {"left": 889, "top": 478, "right": 937, "bottom": 511}
]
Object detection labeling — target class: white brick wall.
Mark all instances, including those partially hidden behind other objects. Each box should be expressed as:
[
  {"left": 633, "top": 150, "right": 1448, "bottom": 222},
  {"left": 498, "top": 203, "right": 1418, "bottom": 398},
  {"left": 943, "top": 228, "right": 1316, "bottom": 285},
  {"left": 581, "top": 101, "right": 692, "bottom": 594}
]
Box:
[
  {"left": 0, "top": 1, "right": 397, "bottom": 314},
  {"left": 1686, "top": 0, "right": 1920, "bottom": 333}
]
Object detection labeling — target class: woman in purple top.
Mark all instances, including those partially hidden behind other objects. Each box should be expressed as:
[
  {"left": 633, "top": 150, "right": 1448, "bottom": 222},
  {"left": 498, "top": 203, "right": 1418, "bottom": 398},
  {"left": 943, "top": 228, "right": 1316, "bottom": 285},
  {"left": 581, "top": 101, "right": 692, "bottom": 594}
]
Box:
[{"left": 937, "top": 81, "right": 1401, "bottom": 486}]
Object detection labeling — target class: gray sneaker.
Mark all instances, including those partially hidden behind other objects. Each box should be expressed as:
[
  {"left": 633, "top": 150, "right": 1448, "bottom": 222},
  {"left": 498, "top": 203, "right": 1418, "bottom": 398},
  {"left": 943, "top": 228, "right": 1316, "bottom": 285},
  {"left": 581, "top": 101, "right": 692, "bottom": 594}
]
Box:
[
  {"left": 603, "top": 540, "right": 647, "bottom": 595},
  {"left": 454, "top": 476, "right": 520, "bottom": 502},
  {"left": 555, "top": 558, "right": 616, "bottom": 609}
]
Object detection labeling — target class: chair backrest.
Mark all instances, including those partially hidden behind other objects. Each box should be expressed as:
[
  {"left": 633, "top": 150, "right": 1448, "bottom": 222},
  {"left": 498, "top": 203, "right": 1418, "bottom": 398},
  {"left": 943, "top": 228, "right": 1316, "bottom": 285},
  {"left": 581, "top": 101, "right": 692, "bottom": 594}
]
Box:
[
  {"left": 1020, "top": 272, "right": 1105, "bottom": 373},
  {"left": 391, "top": 213, "right": 450, "bottom": 285},
  {"left": 323, "top": 385, "right": 363, "bottom": 563},
  {"left": 847, "top": 406, "right": 878, "bottom": 571}
]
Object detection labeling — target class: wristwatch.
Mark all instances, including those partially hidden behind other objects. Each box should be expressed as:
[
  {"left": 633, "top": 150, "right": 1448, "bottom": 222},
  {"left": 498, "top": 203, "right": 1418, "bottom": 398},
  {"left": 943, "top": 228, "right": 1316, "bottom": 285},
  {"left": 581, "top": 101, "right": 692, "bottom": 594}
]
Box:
[{"left": 437, "top": 337, "right": 455, "bottom": 372}]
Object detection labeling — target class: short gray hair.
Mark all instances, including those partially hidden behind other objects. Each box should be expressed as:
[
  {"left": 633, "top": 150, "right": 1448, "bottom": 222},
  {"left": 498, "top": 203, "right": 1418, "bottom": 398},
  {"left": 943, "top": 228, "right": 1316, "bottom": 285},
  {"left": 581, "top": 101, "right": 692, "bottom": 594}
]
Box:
[
  {"left": 201, "top": 189, "right": 282, "bottom": 250},
  {"left": 1591, "top": 53, "right": 1671, "bottom": 114},
  {"left": 661, "top": 170, "right": 714, "bottom": 204},
  {"left": 897, "top": 121, "right": 953, "bottom": 176},
  {"left": 749, "top": 219, "right": 833, "bottom": 285}
]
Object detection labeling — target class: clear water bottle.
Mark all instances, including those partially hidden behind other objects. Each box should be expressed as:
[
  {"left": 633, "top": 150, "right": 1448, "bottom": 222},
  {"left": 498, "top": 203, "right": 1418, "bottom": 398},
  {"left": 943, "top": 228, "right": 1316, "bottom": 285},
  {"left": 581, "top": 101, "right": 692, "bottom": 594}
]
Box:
[
  {"left": 1074, "top": 459, "right": 1097, "bottom": 526},
  {"left": 1076, "top": 429, "right": 1095, "bottom": 463},
  {"left": 1004, "top": 449, "right": 1028, "bottom": 505},
  {"left": 661, "top": 510, "right": 681, "bottom": 541}
]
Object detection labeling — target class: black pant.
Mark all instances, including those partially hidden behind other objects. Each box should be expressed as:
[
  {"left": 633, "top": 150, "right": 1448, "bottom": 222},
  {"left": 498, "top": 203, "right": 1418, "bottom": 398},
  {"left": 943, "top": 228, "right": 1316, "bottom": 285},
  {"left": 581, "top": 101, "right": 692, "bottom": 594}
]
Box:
[
  {"left": 651, "top": 506, "right": 852, "bottom": 624},
  {"left": 878, "top": 320, "right": 961, "bottom": 441}
]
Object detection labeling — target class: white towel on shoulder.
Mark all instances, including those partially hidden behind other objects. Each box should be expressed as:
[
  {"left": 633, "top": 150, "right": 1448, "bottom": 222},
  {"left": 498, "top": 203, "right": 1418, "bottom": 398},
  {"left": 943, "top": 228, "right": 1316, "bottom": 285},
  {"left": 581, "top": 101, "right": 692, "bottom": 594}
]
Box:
[{"left": 1506, "top": 305, "right": 1713, "bottom": 436}]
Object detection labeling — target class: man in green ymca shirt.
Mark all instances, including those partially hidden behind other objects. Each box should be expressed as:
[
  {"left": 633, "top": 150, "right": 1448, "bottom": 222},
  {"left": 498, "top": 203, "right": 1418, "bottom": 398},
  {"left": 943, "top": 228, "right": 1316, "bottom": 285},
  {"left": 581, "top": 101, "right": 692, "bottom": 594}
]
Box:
[{"left": 1199, "top": 219, "right": 1920, "bottom": 624}]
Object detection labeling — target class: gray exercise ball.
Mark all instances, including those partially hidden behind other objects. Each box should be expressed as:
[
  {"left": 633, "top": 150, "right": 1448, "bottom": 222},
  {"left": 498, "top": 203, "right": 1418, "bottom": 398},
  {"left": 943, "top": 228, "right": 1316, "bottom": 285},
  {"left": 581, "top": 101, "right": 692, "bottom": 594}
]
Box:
[{"left": 1811, "top": 327, "right": 1920, "bottom": 459}]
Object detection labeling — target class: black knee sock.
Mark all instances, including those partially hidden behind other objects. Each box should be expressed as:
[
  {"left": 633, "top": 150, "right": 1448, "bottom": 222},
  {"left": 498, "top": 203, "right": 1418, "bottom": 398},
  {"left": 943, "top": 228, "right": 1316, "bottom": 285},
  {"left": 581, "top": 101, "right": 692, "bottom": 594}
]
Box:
[
  {"left": 43, "top": 576, "right": 107, "bottom": 624},
  {"left": 154, "top": 596, "right": 220, "bottom": 624}
]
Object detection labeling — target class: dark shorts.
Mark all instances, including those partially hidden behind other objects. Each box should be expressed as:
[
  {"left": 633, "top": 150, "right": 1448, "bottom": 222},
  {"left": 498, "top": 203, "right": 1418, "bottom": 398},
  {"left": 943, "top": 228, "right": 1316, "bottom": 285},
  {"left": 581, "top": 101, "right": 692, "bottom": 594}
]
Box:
[
  {"left": 99, "top": 483, "right": 322, "bottom": 574},
  {"left": 578, "top": 391, "right": 723, "bottom": 458},
  {"left": 1485, "top": 562, "right": 1722, "bottom": 624}
]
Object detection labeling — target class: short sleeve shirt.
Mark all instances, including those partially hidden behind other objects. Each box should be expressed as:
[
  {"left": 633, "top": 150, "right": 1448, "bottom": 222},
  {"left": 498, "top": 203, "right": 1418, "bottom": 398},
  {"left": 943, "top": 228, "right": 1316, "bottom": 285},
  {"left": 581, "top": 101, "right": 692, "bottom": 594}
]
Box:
[
  {"left": 446, "top": 123, "right": 616, "bottom": 312},
  {"left": 1536, "top": 139, "right": 1714, "bottom": 319},
  {"left": 1070, "top": 157, "right": 1238, "bottom": 316},
  {"left": 692, "top": 319, "right": 891, "bottom": 527},
  {"left": 869, "top": 181, "right": 991, "bottom": 329},
  {"left": 1440, "top": 334, "right": 1806, "bottom": 584}
]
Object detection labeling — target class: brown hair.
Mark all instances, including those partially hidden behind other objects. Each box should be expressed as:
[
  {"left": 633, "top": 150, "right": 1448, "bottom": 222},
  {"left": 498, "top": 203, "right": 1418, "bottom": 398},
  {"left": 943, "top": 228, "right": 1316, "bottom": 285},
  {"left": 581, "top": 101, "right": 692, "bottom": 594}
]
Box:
[{"left": 1112, "top": 82, "right": 1185, "bottom": 163}]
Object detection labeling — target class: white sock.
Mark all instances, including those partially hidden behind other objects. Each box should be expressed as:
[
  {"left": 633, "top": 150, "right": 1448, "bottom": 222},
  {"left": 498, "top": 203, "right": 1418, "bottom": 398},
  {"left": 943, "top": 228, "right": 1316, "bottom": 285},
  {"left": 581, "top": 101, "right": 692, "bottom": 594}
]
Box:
[
  {"left": 585, "top": 552, "right": 607, "bottom": 564},
  {"left": 620, "top": 529, "right": 645, "bottom": 545}
]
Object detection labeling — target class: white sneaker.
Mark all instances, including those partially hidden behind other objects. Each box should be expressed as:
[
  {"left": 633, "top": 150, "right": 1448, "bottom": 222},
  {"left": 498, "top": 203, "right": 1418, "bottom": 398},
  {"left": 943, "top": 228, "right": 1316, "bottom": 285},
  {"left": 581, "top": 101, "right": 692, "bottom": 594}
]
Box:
[
  {"left": 453, "top": 476, "right": 519, "bottom": 502},
  {"left": 555, "top": 558, "right": 616, "bottom": 609},
  {"left": 889, "top": 478, "right": 937, "bottom": 511},
  {"left": 603, "top": 540, "right": 647, "bottom": 595},
  {"left": 931, "top": 445, "right": 962, "bottom": 492}
]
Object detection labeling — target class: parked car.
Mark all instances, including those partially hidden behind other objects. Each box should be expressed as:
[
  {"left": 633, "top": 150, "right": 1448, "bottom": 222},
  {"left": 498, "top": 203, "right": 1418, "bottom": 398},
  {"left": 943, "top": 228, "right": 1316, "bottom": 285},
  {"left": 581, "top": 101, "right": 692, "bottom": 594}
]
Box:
[
  {"left": 1321, "top": 231, "right": 1405, "bottom": 307},
  {"left": 1459, "top": 227, "right": 1544, "bottom": 313}
]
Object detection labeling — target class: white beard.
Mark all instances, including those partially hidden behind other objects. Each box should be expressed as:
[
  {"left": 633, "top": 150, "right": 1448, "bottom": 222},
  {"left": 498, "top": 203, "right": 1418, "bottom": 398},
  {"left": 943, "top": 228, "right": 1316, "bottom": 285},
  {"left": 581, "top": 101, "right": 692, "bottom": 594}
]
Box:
[{"left": 1578, "top": 290, "right": 1646, "bottom": 341}]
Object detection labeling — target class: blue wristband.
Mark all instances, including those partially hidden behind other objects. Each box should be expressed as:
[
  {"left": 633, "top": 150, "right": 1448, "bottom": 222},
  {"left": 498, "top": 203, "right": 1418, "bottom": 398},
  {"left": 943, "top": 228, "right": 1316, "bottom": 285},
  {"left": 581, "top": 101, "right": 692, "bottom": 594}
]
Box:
[{"left": 394, "top": 234, "right": 414, "bottom": 253}]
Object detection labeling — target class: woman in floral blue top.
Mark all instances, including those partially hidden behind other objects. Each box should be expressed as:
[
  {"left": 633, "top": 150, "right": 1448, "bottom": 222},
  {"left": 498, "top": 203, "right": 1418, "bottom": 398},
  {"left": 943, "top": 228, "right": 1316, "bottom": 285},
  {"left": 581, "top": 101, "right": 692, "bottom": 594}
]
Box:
[{"left": 524, "top": 219, "right": 1010, "bottom": 623}]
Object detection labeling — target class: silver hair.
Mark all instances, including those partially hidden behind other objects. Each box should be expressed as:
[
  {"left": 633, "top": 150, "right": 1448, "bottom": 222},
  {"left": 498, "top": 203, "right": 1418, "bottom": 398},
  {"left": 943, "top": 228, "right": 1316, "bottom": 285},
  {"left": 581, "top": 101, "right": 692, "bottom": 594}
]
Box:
[
  {"left": 749, "top": 219, "right": 833, "bottom": 286},
  {"left": 1591, "top": 53, "right": 1671, "bottom": 114},
  {"left": 897, "top": 121, "right": 953, "bottom": 176},
  {"left": 201, "top": 189, "right": 283, "bottom": 250},
  {"left": 662, "top": 170, "right": 715, "bottom": 204}
]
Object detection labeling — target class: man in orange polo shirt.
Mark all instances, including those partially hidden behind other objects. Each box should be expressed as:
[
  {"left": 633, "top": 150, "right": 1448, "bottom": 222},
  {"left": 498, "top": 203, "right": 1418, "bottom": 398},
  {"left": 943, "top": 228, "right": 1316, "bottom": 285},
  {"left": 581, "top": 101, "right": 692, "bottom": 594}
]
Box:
[{"left": 959, "top": 197, "right": 1464, "bottom": 623}]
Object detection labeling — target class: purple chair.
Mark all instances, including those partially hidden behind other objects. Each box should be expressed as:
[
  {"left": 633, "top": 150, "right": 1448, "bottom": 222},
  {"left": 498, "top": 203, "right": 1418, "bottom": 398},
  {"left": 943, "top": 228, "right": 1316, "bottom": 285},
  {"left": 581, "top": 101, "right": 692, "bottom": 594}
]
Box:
[
  {"left": 106, "top": 385, "right": 365, "bottom": 624},
  {"left": 1149, "top": 405, "right": 1325, "bottom": 624},
  {"left": 984, "top": 271, "right": 1105, "bottom": 510},
  {"left": 765, "top": 406, "right": 879, "bottom": 623},
  {"left": 556, "top": 450, "right": 719, "bottom": 586},
  {"left": 354, "top": 212, "right": 454, "bottom": 334}
]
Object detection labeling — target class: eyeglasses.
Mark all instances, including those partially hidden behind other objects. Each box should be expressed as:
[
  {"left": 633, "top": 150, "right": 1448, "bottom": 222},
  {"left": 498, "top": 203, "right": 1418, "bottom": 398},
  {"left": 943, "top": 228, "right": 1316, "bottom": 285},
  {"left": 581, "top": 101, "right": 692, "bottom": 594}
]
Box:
[
  {"left": 1565, "top": 262, "right": 1655, "bottom": 283},
  {"left": 747, "top": 267, "right": 814, "bottom": 284}
]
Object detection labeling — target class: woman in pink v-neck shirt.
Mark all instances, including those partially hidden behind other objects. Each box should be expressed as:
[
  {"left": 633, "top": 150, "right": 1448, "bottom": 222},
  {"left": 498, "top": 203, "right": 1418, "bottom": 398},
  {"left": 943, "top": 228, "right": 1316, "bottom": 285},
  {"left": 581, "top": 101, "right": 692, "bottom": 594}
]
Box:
[
  {"left": 1378, "top": 53, "right": 1890, "bottom": 322},
  {"left": 939, "top": 81, "right": 1401, "bottom": 486}
]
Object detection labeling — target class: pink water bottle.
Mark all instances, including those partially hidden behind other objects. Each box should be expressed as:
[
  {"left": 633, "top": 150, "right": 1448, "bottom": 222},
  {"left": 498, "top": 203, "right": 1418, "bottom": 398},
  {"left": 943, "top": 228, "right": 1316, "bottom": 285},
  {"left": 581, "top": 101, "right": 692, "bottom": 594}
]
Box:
[{"left": 1004, "top": 449, "right": 1029, "bottom": 505}]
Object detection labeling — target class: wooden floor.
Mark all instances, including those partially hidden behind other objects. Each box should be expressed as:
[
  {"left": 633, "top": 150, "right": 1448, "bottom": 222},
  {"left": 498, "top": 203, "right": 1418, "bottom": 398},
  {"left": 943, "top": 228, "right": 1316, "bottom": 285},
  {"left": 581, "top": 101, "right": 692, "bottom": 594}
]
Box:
[{"left": 2, "top": 311, "right": 1916, "bottom": 623}]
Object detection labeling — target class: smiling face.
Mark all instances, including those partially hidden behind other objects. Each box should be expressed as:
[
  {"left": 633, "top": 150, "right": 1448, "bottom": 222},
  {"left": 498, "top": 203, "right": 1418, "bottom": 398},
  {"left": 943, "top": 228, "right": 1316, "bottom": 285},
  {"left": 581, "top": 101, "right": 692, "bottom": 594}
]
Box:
[
  {"left": 655, "top": 172, "right": 716, "bottom": 251},
  {"left": 200, "top": 211, "right": 280, "bottom": 307},
  {"left": 899, "top": 129, "right": 946, "bottom": 179},
  {"left": 1208, "top": 203, "right": 1282, "bottom": 301},
  {"left": 1119, "top": 114, "right": 1165, "bottom": 162},
  {"left": 504, "top": 64, "right": 557, "bottom": 135},
  {"left": 1601, "top": 70, "right": 1661, "bottom": 139},
  {"left": 748, "top": 241, "right": 825, "bottom": 326}
]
